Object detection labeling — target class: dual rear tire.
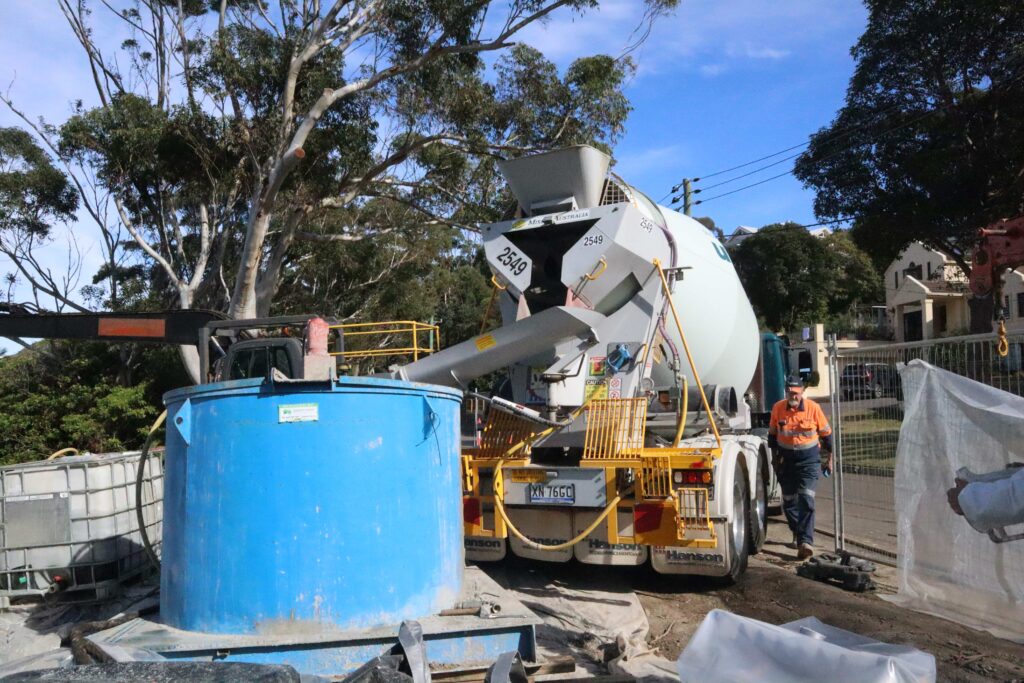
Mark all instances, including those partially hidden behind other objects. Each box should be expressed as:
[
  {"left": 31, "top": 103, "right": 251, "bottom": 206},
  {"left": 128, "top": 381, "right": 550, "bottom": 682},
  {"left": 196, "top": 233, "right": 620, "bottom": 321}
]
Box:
[{"left": 724, "top": 454, "right": 769, "bottom": 584}]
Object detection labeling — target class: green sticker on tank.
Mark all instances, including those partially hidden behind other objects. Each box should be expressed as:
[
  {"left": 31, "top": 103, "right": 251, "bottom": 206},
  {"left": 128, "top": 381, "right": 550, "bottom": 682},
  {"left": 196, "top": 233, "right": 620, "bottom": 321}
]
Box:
[{"left": 279, "top": 403, "right": 319, "bottom": 423}]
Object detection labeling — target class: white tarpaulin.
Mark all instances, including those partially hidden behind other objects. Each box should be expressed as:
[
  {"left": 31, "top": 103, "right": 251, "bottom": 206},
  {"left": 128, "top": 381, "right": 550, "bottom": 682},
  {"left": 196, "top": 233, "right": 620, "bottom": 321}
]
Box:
[
  {"left": 889, "top": 360, "right": 1024, "bottom": 642},
  {"left": 486, "top": 565, "right": 678, "bottom": 682},
  {"left": 676, "top": 610, "right": 935, "bottom": 683}
]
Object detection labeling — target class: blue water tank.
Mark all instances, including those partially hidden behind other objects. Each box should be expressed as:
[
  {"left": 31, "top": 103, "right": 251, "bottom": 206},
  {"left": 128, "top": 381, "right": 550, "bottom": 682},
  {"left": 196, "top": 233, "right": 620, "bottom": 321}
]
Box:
[{"left": 160, "top": 376, "right": 463, "bottom": 635}]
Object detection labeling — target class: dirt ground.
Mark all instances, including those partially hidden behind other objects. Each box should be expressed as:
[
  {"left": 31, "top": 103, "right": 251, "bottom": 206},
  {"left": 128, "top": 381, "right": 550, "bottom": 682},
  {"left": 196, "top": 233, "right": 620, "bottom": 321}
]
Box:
[{"left": 490, "top": 518, "right": 1024, "bottom": 683}]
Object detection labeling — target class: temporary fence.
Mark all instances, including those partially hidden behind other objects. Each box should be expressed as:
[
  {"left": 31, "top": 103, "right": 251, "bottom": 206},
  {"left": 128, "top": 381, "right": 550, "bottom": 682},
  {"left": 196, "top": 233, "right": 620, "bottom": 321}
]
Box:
[{"left": 822, "top": 330, "right": 1024, "bottom": 564}]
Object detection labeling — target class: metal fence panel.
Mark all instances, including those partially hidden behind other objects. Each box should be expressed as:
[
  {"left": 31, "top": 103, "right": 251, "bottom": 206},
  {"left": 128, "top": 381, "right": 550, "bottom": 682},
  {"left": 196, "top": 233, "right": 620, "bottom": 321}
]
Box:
[{"left": 821, "top": 331, "right": 1024, "bottom": 565}]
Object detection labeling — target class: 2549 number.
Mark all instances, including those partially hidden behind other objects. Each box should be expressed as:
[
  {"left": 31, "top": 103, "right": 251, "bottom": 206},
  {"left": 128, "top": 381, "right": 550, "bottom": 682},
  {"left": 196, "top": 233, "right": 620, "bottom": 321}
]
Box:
[{"left": 497, "top": 246, "right": 529, "bottom": 276}]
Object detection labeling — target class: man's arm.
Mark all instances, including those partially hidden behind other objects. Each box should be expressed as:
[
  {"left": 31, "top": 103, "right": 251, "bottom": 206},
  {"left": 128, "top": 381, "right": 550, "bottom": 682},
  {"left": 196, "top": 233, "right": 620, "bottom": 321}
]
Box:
[
  {"left": 955, "top": 468, "right": 1024, "bottom": 533},
  {"left": 813, "top": 404, "right": 833, "bottom": 473}
]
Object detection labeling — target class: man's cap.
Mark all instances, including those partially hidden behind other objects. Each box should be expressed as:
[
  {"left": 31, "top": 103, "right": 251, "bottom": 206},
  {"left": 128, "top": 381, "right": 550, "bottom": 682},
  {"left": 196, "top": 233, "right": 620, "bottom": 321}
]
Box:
[{"left": 785, "top": 376, "right": 804, "bottom": 391}]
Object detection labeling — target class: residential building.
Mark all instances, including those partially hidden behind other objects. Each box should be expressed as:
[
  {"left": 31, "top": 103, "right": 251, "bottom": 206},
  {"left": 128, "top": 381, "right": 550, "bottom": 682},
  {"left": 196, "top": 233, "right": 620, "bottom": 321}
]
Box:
[{"left": 884, "top": 242, "right": 1024, "bottom": 342}]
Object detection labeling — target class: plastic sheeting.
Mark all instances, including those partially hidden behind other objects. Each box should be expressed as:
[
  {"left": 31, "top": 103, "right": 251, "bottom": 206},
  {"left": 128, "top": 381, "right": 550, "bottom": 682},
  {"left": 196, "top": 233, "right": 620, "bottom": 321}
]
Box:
[
  {"left": 890, "top": 360, "right": 1024, "bottom": 642},
  {"left": 490, "top": 566, "right": 678, "bottom": 682},
  {"left": 676, "top": 610, "right": 935, "bottom": 683}
]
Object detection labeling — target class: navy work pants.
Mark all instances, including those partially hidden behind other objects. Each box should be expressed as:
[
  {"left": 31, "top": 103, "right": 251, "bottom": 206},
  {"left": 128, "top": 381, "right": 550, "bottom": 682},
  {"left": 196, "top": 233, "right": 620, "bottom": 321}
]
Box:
[{"left": 779, "top": 449, "right": 820, "bottom": 546}]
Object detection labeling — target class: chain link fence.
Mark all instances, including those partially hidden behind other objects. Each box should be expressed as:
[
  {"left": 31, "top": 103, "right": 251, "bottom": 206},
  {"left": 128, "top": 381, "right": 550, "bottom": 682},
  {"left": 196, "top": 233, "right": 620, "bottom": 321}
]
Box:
[{"left": 819, "top": 330, "right": 1024, "bottom": 564}]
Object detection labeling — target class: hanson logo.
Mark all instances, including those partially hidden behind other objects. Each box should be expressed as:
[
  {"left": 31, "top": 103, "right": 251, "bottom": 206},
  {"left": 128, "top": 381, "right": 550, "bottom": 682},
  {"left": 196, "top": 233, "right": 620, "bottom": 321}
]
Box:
[
  {"left": 522, "top": 537, "right": 566, "bottom": 546},
  {"left": 465, "top": 539, "right": 502, "bottom": 549},
  {"left": 663, "top": 551, "right": 724, "bottom": 564},
  {"left": 588, "top": 539, "right": 639, "bottom": 551}
]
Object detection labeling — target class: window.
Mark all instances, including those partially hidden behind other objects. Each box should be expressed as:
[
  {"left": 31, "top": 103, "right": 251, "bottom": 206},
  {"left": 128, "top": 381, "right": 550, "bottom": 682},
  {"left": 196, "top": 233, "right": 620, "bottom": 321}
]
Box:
[
  {"left": 903, "top": 262, "right": 923, "bottom": 280},
  {"left": 1005, "top": 295, "right": 1011, "bottom": 318},
  {"left": 894, "top": 271, "right": 899, "bottom": 288},
  {"left": 935, "top": 304, "right": 947, "bottom": 333},
  {"left": 1017, "top": 292, "right": 1024, "bottom": 318}
]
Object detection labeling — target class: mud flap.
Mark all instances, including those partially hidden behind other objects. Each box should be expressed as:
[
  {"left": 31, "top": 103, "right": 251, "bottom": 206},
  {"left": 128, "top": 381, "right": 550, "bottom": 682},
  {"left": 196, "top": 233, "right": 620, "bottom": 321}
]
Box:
[
  {"left": 573, "top": 509, "right": 648, "bottom": 566},
  {"left": 507, "top": 508, "right": 573, "bottom": 562},
  {"left": 465, "top": 535, "right": 507, "bottom": 562},
  {"left": 650, "top": 522, "right": 730, "bottom": 576}
]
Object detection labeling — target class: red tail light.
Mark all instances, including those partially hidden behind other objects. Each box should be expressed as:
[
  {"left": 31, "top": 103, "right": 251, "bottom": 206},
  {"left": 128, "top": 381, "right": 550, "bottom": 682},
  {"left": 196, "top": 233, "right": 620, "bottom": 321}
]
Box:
[{"left": 463, "top": 497, "right": 482, "bottom": 525}]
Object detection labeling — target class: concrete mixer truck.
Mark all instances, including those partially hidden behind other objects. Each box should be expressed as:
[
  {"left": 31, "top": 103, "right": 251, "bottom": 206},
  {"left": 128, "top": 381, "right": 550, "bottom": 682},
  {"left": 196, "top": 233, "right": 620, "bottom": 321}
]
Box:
[
  {"left": 0, "top": 145, "right": 786, "bottom": 583},
  {"left": 396, "top": 145, "right": 785, "bottom": 580}
]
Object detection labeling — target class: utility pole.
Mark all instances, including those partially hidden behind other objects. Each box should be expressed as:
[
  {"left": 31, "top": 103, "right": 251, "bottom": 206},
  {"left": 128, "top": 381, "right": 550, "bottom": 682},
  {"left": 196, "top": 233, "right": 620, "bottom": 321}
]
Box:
[{"left": 682, "top": 179, "right": 693, "bottom": 216}]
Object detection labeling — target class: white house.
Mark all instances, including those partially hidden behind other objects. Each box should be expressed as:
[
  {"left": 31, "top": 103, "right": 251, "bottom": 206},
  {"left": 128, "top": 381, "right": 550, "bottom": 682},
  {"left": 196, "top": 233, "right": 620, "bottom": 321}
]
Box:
[{"left": 884, "top": 242, "right": 1024, "bottom": 342}]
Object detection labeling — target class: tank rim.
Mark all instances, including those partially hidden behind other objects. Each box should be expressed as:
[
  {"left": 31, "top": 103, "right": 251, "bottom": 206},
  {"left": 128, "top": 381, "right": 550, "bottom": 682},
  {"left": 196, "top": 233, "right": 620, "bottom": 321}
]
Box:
[{"left": 163, "top": 375, "right": 463, "bottom": 404}]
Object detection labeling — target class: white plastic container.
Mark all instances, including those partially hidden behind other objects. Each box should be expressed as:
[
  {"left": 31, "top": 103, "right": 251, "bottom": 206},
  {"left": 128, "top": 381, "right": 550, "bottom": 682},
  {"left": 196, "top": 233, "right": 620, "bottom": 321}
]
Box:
[{"left": 0, "top": 450, "right": 163, "bottom": 603}]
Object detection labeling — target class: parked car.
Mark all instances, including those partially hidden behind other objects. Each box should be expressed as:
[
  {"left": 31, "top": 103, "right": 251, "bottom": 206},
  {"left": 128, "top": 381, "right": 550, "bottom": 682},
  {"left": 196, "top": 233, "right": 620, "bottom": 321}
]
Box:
[{"left": 840, "top": 363, "right": 903, "bottom": 400}]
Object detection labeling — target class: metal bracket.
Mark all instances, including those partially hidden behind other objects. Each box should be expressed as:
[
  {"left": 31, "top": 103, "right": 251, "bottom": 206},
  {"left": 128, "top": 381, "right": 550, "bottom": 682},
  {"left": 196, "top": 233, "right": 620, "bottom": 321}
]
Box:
[
  {"left": 485, "top": 651, "right": 528, "bottom": 683},
  {"left": 392, "top": 621, "right": 431, "bottom": 683},
  {"left": 171, "top": 399, "right": 192, "bottom": 446}
]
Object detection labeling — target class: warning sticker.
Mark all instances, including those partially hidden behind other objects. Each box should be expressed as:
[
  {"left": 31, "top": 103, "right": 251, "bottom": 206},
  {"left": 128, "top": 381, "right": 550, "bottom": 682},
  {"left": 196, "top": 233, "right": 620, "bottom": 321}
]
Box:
[
  {"left": 279, "top": 403, "right": 319, "bottom": 423},
  {"left": 589, "top": 357, "right": 606, "bottom": 376},
  {"left": 475, "top": 334, "right": 497, "bottom": 352},
  {"left": 585, "top": 379, "right": 608, "bottom": 402}
]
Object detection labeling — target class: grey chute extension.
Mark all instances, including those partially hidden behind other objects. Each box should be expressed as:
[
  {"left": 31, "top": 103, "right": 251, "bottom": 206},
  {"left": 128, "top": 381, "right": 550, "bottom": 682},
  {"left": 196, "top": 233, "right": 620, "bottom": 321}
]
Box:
[{"left": 398, "top": 306, "right": 605, "bottom": 388}]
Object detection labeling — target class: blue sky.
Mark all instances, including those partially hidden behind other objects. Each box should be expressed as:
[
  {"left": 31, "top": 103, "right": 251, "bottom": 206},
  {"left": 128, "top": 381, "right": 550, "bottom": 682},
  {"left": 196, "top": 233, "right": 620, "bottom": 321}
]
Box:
[
  {"left": 512, "top": 0, "right": 868, "bottom": 232},
  {"left": 0, "top": 0, "right": 868, "bottom": 319}
]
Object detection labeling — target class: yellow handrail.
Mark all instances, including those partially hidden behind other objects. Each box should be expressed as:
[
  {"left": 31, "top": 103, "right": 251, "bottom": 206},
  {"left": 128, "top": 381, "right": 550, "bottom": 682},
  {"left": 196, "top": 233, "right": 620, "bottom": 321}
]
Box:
[
  {"left": 328, "top": 320, "right": 439, "bottom": 361},
  {"left": 652, "top": 259, "right": 722, "bottom": 452}
]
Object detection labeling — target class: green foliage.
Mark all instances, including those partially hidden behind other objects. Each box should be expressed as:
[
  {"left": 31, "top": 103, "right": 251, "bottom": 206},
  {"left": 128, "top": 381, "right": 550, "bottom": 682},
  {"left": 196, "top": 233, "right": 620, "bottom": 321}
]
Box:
[
  {"left": 0, "top": 342, "right": 189, "bottom": 465},
  {"left": 794, "top": 0, "right": 1024, "bottom": 269},
  {"left": 0, "top": 127, "right": 78, "bottom": 237},
  {"left": 730, "top": 224, "right": 883, "bottom": 331}
]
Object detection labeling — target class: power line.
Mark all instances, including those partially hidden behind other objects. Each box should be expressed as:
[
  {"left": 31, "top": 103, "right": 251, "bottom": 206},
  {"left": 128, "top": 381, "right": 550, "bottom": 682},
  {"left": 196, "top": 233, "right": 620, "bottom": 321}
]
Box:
[
  {"left": 669, "top": 68, "right": 1024, "bottom": 207},
  {"left": 691, "top": 142, "right": 810, "bottom": 183},
  {"left": 672, "top": 95, "right": 931, "bottom": 193},
  {"left": 692, "top": 102, "right": 963, "bottom": 207},
  {"left": 694, "top": 169, "right": 795, "bottom": 205},
  {"left": 694, "top": 151, "right": 804, "bottom": 193}
]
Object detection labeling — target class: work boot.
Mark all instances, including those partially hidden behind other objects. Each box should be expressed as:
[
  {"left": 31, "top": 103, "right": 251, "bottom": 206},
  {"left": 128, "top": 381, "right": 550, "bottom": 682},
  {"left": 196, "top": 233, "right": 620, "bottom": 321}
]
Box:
[
  {"left": 786, "top": 536, "right": 799, "bottom": 550},
  {"left": 797, "top": 543, "right": 814, "bottom": 561}
]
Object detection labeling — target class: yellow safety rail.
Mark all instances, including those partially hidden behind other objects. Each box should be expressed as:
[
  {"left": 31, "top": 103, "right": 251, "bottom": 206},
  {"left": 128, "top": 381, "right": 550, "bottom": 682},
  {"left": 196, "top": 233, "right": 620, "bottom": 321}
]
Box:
[
  {"left": 329, "top": 320, "right": 439, "bottom": 362},
  {"left": 468, "top": 407, "right": 539, "bottom": 460},
  {"left": 677, "top": 487, "right": 717, "bottom": 541},
  {"left": 582, "top": 397, "right": 647, "bottom": 460},
  {"left": 652, "top": 259, "right": 722, "bottom": 452}
]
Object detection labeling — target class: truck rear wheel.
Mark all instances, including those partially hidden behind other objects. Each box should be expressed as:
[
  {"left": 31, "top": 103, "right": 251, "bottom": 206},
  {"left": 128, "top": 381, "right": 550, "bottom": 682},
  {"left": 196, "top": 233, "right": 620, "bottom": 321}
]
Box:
[
  {"left": 749, "top": 454, "right": 768, "bottom": 554},
  {"left": 724, "top": 460, "right": 750, "bottom": 583}
]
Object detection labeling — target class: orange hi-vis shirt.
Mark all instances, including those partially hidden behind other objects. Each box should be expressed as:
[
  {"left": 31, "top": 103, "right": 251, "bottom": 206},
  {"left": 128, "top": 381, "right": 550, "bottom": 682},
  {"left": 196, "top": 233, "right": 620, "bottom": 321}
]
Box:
[{"left": 768, "top": 397, "right": 833, "bottom": 451}]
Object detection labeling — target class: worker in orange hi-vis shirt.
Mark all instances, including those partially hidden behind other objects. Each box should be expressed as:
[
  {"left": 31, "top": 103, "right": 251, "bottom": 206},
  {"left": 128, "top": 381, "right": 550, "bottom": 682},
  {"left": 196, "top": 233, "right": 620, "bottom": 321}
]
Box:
[{"left": 768, "top": 376, "right": 833, "bottom": 561}]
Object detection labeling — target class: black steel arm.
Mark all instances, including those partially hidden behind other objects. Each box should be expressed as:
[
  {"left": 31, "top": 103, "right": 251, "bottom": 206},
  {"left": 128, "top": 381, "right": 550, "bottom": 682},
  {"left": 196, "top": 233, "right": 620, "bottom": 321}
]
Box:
[{"left": 0, "top": 310, "right": 227, "bottom": 346}]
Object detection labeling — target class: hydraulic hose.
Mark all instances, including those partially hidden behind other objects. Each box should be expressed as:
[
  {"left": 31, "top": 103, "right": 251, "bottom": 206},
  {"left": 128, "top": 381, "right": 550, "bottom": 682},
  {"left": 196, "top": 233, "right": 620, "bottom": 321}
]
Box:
[
  {"left": 491, "top": 455, "right": 624, "bottom": 552},
  {"left": 46, "top": 447, "right": 79, "bottom": 460},
  {"left": 135, "top": 409, "right": 167, "bottom": 572}
]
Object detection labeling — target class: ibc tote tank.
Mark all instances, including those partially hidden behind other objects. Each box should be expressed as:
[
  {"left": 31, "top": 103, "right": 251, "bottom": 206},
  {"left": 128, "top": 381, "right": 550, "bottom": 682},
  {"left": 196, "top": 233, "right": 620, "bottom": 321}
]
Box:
[{"left": 160, "top": 376, "right": 463, "bottom": 635}]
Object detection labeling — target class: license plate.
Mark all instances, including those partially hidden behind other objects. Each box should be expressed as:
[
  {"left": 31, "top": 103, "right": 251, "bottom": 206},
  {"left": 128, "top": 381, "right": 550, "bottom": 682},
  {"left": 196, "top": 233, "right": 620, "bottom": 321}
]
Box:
[{"left": 528, "top": 483, "right": 575, "bottom": 504}]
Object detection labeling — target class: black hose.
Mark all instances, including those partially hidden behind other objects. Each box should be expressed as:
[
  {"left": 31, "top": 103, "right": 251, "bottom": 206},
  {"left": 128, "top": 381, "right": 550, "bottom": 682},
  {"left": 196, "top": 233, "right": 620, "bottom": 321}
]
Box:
[{"left": 135, "top": 410, "right": 166, "bottom": 572}]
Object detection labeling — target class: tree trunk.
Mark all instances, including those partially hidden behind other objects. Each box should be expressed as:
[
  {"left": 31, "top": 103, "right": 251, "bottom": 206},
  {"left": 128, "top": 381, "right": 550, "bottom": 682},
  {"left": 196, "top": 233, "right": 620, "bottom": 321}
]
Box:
[
  {"left": 177, "top": 288, "right": 203, "bottom": 384},
  {"left": 230, "top": 209, "right": 272, "bottom": 320}
]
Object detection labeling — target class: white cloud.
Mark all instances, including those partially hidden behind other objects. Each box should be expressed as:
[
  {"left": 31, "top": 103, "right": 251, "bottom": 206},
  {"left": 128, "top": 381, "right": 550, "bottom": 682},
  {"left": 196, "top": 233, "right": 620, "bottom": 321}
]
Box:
[
  {"left": 730, "top": 44, "right": 791, "bottom": 61},
  {"left": 699, "top": 63, "right": 727, "bottom": 78}
]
